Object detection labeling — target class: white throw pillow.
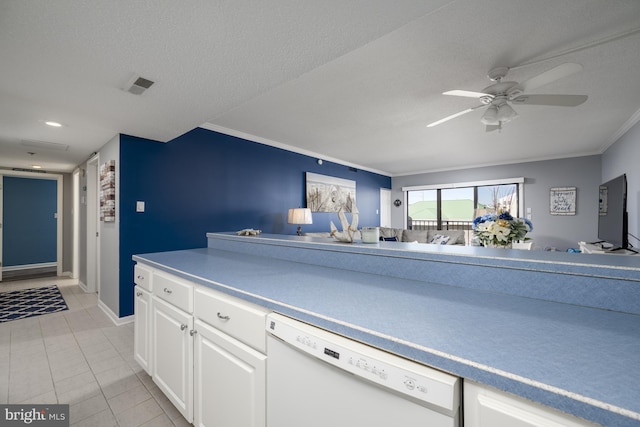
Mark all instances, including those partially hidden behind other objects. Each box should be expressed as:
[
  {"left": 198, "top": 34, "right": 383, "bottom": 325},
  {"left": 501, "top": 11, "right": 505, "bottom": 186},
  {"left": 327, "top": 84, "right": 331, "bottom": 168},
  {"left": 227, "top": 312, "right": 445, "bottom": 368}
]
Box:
[{"left": 430, "top": 234, "right": 451, "bottom": 245}]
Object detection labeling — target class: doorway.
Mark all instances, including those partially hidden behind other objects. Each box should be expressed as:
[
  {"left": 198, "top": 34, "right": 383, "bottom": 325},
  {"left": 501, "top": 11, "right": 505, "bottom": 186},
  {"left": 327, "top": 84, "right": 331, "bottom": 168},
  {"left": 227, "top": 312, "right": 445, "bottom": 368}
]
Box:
[{"left": 0, "top": 171, "right": 63, "bottom": 282}]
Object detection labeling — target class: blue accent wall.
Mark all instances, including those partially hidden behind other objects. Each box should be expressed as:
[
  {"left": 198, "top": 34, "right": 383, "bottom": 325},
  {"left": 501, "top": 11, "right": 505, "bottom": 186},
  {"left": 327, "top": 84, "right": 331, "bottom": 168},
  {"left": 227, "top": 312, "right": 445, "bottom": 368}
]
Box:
[
  {"left": 3, "top": 176, "right": 57, "bottom": 266},
  {"left": 119, "top": 128, "right": 391, "bottom": 316}
]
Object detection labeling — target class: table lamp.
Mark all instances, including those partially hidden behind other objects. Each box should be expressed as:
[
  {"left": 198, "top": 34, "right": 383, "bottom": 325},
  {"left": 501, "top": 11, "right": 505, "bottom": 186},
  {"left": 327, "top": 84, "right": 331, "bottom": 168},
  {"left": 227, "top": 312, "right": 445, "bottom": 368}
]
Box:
[{"left": 288, "top": 208, "right": 312, "bottom": 236}]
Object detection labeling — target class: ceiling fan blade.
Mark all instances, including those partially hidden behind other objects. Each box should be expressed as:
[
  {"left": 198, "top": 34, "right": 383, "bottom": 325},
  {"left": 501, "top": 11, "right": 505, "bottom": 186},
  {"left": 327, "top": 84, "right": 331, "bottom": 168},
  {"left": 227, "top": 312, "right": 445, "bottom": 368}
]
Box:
[
  {"left": 485, "top": 124, "right": 501, "bottom": 132},
  {"left": 443, "top": 90, "right": 492, "bottom": 98},
  {"left": 511, "top": 94, "right": 588, "bottom": 107},
  {"left": 426, "top": 105, "right": 485, "bottom": 128},
  {"left": 520, "top": 63, "right": 583, "bottom": 92}
]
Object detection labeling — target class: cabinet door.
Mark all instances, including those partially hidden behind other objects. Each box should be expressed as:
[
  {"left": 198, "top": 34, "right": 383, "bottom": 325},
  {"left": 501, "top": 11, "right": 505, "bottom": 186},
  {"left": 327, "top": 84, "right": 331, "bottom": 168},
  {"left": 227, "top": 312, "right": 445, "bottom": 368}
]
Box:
[
  {"left": 194, "top": 319, "right": 266, "bottom": 427},
  {"left": 152, "top": 296, "right": 194, "bottom": 423},
  {"left": 464, "top": 381, "right": 598, "bottom": 427},
  {"left": 133, "top": 286, "right": 151, "bottom": 374}
]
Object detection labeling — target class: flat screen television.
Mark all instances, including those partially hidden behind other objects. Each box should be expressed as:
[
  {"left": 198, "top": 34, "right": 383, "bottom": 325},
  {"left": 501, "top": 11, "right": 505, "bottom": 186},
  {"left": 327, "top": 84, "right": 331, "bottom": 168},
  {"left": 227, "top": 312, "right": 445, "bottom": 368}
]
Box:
[{"left": 598, "top": 174, "right": 628, "bottom": 250}]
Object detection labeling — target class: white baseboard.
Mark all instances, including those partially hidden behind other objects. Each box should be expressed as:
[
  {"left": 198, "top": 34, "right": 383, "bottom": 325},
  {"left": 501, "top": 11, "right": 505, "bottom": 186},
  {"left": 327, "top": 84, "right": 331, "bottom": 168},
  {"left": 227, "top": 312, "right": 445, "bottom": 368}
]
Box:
[
  {"left": 2, "top": 262, "right": 57, "bottom": 272},
  {"left": 98, "top": 299, "right": 134, "bottom": 326},
  {"left": 78, "top": 281, "right": 88, "bottom": 292}
]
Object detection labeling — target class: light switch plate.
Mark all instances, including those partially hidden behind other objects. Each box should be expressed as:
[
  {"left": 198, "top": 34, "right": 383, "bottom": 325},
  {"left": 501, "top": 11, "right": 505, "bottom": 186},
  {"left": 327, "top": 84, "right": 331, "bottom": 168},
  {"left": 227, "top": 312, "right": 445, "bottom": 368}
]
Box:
[{"left": 136, "top": 201, "right": 145, "bottom": 212}]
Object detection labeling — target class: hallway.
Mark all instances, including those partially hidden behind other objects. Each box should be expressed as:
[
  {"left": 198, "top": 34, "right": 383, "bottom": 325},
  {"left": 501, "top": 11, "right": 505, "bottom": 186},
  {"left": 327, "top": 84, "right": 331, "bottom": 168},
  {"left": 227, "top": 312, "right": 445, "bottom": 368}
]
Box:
[{"left": 0, "top": 276, "right": 190, "bottom": 426}]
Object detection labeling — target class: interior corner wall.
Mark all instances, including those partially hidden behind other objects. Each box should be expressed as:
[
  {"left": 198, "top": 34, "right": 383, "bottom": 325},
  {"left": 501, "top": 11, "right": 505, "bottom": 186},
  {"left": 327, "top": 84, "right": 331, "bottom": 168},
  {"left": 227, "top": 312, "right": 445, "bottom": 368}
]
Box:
[
  {"left": 391, "top": 155, "right": 602, "bottom": 251},
  {"left": 118, "top": 128, "right": 391, "bottom": 317},
  {"left": 602, "top": 120, "right": 640, "bottom": 245},
  {"left": 99, "top": 135, "right": 121, "bottom": 317}
]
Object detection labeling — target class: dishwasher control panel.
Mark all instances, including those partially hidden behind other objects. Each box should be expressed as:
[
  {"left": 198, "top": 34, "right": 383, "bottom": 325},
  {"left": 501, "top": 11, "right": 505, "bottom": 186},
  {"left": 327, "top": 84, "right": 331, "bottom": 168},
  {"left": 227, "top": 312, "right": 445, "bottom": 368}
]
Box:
[{"left": 266, "top": 313, "right": 459, "bottom": 415}]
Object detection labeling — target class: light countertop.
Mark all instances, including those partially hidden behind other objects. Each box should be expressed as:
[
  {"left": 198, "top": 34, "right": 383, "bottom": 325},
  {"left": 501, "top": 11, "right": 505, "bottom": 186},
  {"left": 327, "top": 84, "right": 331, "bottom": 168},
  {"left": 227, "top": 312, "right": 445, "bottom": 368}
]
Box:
[{"left": 134, "top": 235, "right": 640, "bottom": 427}]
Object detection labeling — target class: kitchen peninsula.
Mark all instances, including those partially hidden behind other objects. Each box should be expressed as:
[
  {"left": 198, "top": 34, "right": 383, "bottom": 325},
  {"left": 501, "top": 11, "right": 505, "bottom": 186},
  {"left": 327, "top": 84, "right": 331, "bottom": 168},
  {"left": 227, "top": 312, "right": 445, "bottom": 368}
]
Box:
[{"left": 133, "top": 232, "right": 640, "bottom": 427}]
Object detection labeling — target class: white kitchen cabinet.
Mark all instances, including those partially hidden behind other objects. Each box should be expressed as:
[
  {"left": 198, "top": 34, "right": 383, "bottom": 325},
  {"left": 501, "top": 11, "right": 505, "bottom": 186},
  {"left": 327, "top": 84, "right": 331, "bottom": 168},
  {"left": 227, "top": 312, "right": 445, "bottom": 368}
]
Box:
[
  {"left": 152, "top": 295, "right": 194, "bottom": 423},
  {"left": 193, "top": 286, "right": 268, "bottom": 427},
  {"left": 194, "top": 319, "right": 266, "bottom": 427},
  {"left": 133, "top": 285, "right": 151, "bottom": 373},
  {"left": 133, "top": 263, "right": 153, "bottom": 375},
  {"left": 464, "top": 381, "right": 599, "bottom": 427},
  {"left": 133, "top": 263, "right": 268, "bottom": 426}
]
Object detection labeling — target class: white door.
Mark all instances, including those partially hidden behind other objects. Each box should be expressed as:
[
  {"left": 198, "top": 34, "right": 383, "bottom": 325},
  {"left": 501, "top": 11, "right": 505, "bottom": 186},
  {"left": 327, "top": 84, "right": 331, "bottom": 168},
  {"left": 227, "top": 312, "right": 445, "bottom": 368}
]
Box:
[
  {"left": 133, "top": 286, "right": 151, "bottom": 374},
  {"left": 380, "top": 188, "right": 391, "bottom": 227},
  {"left": 152, "top": 297, "right": 193, "bottom": 423},
  {"left": 194, "top": 319, "right": 266, "bottom": 427},
  {"left": 86, "top": 156, "right": 100, "bottom": 293}
]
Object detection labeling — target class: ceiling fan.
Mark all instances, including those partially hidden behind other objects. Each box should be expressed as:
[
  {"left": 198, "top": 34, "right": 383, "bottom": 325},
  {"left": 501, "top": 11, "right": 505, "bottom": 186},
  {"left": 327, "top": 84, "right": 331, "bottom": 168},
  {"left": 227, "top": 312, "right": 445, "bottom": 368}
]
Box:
[{"left": 427, "top": 62, "right": 588, "bottom": 132}]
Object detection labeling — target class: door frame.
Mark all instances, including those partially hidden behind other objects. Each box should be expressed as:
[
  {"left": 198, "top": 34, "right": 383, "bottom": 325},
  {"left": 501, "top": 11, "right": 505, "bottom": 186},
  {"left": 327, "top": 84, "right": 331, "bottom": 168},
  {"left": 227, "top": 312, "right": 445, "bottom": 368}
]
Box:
[{"left": 0, "top": 170, "right": 63, "bottom": 281}]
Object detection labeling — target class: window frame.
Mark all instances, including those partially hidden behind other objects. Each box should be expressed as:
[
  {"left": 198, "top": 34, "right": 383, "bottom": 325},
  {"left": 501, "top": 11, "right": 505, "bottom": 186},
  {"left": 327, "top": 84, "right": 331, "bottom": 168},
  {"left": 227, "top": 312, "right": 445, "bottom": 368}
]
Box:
[{"left": 401, "top": 177, "right": 525, "bottom": 229}]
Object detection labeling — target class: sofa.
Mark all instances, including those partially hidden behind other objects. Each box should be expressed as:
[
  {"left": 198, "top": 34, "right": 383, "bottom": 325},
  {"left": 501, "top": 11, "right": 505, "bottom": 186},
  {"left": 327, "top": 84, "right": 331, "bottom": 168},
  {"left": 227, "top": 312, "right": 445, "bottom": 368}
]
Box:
[
  {"left": 305, "top": 227, "right": 466, "bottom": 245},
  {"left": 378, "top": 227, "right": 465, "bottom": 245}
]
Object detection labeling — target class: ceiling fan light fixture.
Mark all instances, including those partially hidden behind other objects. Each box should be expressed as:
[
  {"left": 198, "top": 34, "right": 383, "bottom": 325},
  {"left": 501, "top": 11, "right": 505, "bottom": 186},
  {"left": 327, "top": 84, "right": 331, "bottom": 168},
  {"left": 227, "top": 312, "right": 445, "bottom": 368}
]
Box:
[
  {"left": 480, "top": 105, "right": 498, "bottom": 125},
  {"left": 497, "top": 103, "right": 518, "bottom": 123}
]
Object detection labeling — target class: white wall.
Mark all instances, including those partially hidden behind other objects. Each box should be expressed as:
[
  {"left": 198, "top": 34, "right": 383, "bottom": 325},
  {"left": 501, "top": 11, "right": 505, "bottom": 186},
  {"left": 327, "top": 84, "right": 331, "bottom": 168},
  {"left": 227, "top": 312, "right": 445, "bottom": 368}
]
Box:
[
  {"left": 392, "top": 155, "right": 602, "bottom": 251},
  {"left": 602, "top": 120, "right": 640, "bottom": 246},
  {"left": 98, "top": 135, "right": 121, "bottom": 316}
]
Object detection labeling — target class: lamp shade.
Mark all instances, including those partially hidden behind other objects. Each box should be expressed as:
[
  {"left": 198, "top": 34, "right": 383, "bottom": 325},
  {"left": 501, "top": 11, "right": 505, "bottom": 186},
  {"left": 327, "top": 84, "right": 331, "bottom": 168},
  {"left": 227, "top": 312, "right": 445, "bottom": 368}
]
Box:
[
  {"left": 497, "top": 103, "right": 518, "bottom": 122},
  {"left": 480, "top": 105, "right": 498, "bottom": 125},
  {"left": 287, "top": 208, "right": 313, "bottom": 225}
]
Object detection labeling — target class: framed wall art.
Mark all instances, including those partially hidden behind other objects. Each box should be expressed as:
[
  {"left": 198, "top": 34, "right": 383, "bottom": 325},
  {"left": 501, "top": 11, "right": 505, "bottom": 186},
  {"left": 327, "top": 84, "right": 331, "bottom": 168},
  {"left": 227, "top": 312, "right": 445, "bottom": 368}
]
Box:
[
  {"left": 100, "top": 160, "right": 116, "bottom": 222},
  {"left": 306, "top": 172, "right": 356, "bottom": 213},
  {"left": 549, "top": 186, "right": 577, "bottom": 216}
]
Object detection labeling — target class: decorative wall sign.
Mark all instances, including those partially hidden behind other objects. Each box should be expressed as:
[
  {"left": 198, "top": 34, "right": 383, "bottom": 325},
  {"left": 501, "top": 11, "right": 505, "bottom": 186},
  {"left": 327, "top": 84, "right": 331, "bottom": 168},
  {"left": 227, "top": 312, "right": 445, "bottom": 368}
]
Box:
[
  {"left": 306, "top": 172, "right": 356, "bottom": 212},
  {"left": 100, "top": 160, "right": 116, "bottom": 222},
  {"left": 549, "top": 187, "right": 576, "bottom": 215}
]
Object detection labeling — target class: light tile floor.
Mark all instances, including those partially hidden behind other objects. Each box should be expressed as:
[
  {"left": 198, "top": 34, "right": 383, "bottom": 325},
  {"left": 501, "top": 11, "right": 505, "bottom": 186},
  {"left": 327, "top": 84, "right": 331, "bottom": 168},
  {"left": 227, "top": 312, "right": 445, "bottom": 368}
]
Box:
[{"left": 0, "top": 276, "right": 191, "bottom": 427}]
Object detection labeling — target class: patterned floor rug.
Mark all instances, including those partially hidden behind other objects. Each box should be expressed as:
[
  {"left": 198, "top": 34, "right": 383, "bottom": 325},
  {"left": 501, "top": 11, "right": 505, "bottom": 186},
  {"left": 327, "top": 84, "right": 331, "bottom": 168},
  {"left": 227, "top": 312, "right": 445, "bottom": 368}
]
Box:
[{"left": 0, "top": 285, "right": 68, "bottom": 322}]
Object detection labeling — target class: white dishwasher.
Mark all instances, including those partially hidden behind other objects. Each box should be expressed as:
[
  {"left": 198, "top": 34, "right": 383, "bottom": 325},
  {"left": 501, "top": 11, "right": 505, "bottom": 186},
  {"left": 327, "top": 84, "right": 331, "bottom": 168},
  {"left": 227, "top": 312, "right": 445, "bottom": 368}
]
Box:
[{"left": 266, "top": 313, "right": 461, "bottom": 427}]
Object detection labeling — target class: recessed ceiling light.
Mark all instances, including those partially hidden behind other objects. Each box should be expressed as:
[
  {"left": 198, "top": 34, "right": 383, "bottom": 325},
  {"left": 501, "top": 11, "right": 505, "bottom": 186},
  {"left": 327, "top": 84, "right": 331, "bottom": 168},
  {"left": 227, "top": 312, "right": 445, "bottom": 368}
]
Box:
[
  {"left": 32, "top": 165, "right": 42, "bottom": 169},
  {"left": 45, "top": 121, "right": 62, "bottom": 127}
]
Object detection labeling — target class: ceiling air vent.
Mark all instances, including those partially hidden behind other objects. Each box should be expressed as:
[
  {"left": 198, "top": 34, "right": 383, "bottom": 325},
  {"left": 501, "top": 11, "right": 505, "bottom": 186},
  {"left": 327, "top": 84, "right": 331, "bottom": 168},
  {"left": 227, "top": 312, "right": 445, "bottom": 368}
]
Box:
[{"left": 124, "top": 75, "right": 155, "bottom": 95}]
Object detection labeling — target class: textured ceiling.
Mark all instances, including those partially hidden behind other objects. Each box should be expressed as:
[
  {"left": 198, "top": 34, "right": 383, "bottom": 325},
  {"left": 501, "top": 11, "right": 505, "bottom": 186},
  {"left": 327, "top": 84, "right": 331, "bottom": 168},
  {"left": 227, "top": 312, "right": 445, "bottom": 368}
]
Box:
[{"left": 1, "top": 0, "right": 639, "bottom": 175}]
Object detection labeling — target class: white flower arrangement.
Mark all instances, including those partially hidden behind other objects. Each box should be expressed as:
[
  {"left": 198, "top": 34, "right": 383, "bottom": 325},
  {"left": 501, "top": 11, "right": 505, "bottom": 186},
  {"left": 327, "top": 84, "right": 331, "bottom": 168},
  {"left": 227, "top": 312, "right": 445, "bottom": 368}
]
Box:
[{"left": 472, "top": 211, "right": 533, "bottom": 247}]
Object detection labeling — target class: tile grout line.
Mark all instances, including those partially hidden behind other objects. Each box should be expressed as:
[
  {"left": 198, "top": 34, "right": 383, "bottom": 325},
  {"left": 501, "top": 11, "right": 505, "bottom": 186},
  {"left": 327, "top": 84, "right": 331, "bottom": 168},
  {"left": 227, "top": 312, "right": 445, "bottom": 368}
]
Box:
[{"left": 1, "top": 280, "right": 188, "bottom": 427}]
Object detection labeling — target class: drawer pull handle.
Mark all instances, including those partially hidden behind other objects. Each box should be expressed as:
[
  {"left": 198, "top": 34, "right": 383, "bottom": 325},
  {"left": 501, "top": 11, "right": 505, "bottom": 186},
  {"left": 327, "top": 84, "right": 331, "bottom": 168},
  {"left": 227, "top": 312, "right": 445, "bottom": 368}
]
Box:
[
  {"left": 180, "top": 324, "right": 188, "bottom": 331},
  {"left": 190, "top": 329, "right": 197, "bottom": 336},
  {"left": 137, "top": 275, "right": 144, "bottom": 280},
  {"left": 217, "top": 312, "right": 230, "bottom": 321},
  {"left": 136, "top": 292, "right": 142, "bottom": 297},
  {"left": 163, "top": 288, "right": 172, "bottom": 294}
]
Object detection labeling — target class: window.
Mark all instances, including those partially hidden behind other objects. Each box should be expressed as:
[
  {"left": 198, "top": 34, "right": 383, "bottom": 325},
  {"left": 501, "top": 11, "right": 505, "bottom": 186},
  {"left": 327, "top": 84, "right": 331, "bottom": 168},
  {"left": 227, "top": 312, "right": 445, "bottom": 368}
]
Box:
[{"left": 403, "top": 178, "right": 524, "bottom": 244}]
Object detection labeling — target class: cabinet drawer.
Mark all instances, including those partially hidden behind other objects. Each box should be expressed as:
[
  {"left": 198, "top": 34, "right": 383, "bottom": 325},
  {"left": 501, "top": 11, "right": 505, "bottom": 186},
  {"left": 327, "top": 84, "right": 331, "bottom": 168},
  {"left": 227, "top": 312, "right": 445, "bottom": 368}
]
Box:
[
  {"left": 195, "top": 287, "right": 269, "bottom": 353},
  {"left": 153, "top": 271, "right": 194, "bottom": 313},
  {"left": 134, "top": 264, "right": 153, "bottom": 292}
]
